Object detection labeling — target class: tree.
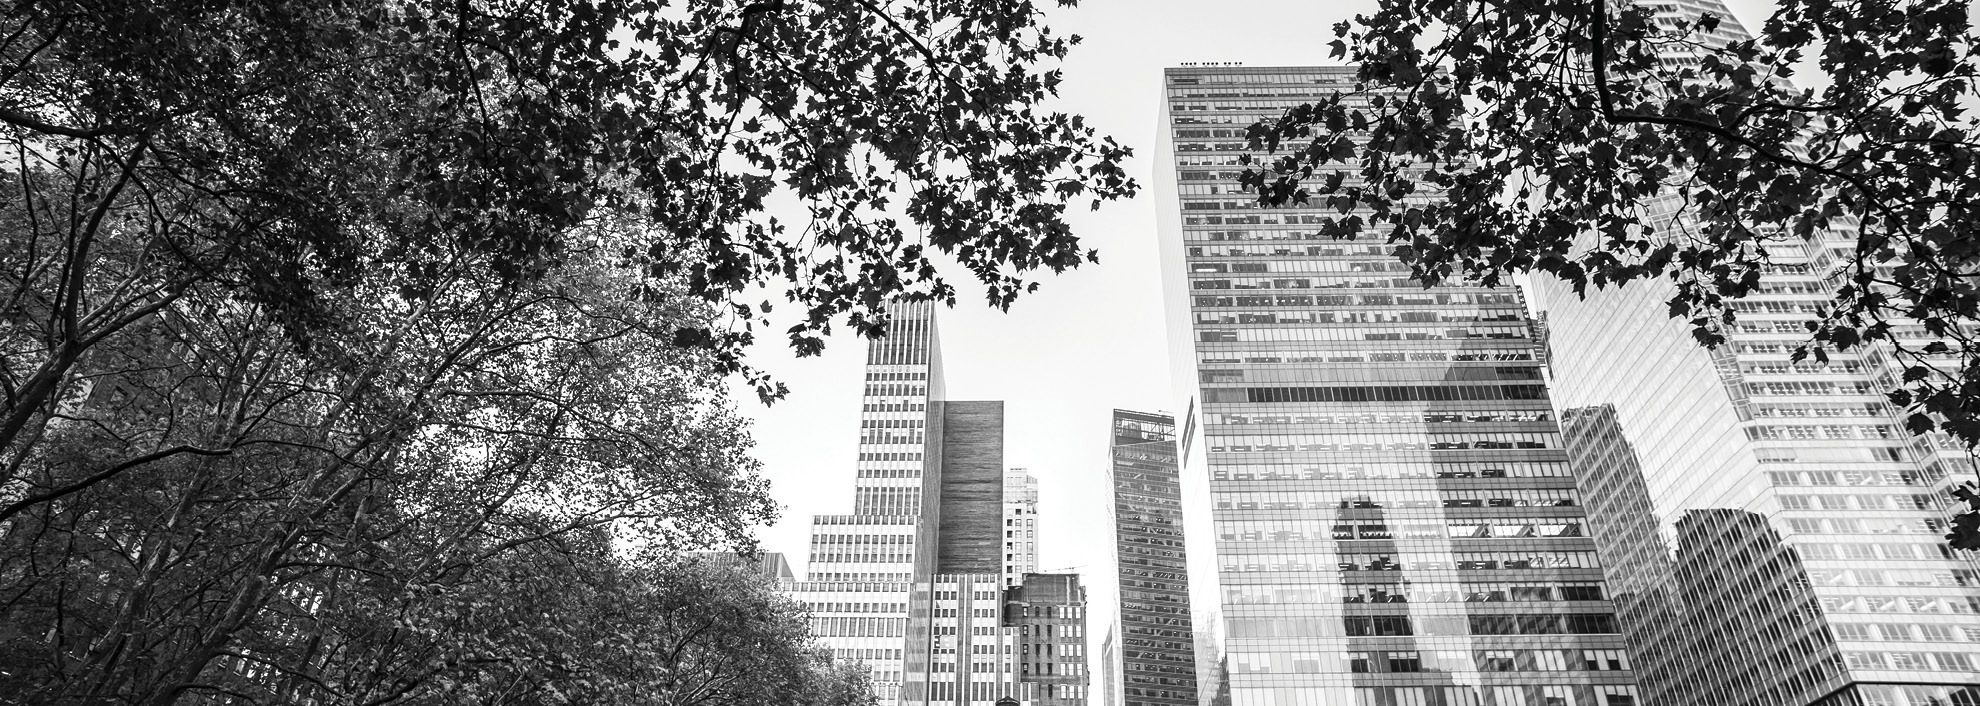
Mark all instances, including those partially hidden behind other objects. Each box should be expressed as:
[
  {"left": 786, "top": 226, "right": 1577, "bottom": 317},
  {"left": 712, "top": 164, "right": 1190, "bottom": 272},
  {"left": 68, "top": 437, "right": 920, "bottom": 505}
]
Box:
[
  {"left": 0, "top": 0, "right": 1136, "bottom": 470},
  {"left": 0, "top": 3, "right": 1130, "bottom": 698},
  {"left": 0, "top": 222, "right": 780, "bottom": 703},
  {"left": 1236, "top": 0, "right": 1980, "bottom": 531},
  {"left": 195, "top": 534, "right": 875, "bottom": 705}
]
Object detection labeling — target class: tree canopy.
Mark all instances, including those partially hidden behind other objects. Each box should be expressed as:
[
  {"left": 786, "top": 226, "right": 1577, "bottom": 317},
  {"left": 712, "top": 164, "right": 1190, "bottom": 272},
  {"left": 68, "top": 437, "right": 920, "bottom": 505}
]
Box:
[
  {"left": 0, "top": 0, "right": 1129, "bottom": 700},
  {"left": 1236, "top": 0, "right": 1980, "bottom": 537}
]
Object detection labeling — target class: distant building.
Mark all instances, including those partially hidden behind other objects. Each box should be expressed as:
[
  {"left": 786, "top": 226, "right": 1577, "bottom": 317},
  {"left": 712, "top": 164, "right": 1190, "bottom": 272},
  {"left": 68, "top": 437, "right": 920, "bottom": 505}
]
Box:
[
  {"left": 1003, "top": 468, "right": 1040, "bottom": 586},
  {"left": 1105, "top": 410, "right": 1199, "bottom": 706},
  {"left": 693, "top": 551, "right": 794, "bottom": 582},
  {"left": 1006, "top": 573, "right": 1089, "bottom": 706},
  {"left": 1098, "top": 625, "right": 1119, "bottom": 706}
]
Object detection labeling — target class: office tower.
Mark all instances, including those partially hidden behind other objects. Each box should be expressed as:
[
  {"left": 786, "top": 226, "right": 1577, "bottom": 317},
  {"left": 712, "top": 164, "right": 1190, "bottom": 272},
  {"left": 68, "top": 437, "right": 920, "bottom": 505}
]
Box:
[
  {"left": 1106, "top": 410, "right": 1201, "bottom": 706},
  {"left": 786, "top": 302, "right": 944, "bottom": 703},
  {"left": 1007, "top": 573, "right": 1091, "bottom": 706},
  {"left": 1005, "top": 469, "right": 1041, "bottom": 585},
  {"left": 785, "top": 302, "right": 1029, "bottom": 706},
  {"left": 1531, "top": 2, "right": 1980, "bottom": 704},
  {"left": 1157, "top": 66, "right": 1641, "bottom": 706}
]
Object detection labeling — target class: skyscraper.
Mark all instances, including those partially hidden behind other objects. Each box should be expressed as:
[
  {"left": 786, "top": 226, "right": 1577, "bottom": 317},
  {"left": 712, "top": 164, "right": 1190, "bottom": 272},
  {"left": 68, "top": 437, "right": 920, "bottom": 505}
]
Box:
[
  {"left": 1532, "top": 3, "right": 1980, "bottom": 704},
  {"left": 784, "top": 302, "right": 1028, "bottom": 706},
  {"left": 1107, "top": 410, "right": 1200, "bottom": 706},
  {"left": 1157, "top": 66, "right": 1641, "bottom": 706}
]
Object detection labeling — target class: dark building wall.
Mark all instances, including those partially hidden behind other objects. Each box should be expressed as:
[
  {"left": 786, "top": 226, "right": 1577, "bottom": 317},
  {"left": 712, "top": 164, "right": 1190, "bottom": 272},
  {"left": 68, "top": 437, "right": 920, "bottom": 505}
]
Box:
[{"left": 936, "top": 401, "right": 1005, "bottom": 575}]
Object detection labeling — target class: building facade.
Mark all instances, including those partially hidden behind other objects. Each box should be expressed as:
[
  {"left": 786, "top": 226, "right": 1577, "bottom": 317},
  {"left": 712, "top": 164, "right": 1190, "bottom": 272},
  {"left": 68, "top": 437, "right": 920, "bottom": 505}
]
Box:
[
  {"left": 1107, "top": 410, "right": 1202, "bottom": 706},
  {"left": 1157, "top": 66, "right": 1642, "bottom": 706},
  {"left": 785, "top": 302, "right": 1030, "bottom": 706},
  {"left": 1007, "top": 573, "right": 1091, "bottom": 706},
  {"left": 1531, "top": 3, "right": 1980, "bottom": 705},
  {"left": 1006, "top": 469, "right": 1042, "bottom": 585}
]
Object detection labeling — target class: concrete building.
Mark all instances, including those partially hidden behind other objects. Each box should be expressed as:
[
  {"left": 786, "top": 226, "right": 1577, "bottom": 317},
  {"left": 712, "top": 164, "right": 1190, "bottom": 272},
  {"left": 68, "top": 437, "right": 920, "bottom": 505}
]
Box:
[
  {"left": 1005, "top": 469, "right": 1041, "bottom": 586},
  {"left": 784, "top": 302, "right": 1031, "bottom": 706},
  {"left": 1006, "top": 573, "right": 1090, "bottom": 706},
  {"left": 1156, "top": 66, "right": 1641, "bottom": 706}
]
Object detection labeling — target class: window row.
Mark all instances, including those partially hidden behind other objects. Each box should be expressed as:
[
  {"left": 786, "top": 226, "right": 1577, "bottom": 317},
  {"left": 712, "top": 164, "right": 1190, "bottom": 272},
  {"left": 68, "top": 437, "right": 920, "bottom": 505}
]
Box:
[
  {"left": 1841, "top": 651, "right": 1980, "bottom": 673},
  {"left": 1228, "top": 684, "right": 1640, "bottom": 706},
  {"left": 1219, "top": 520, "right": 1586, "bottom": 542},
  {"left": 1214, "top": 487, "right": 1581, "bottom": 511},
  {"left": 1223, "top": 550, "right": 1603, "bottom": 573},
  {"left": 1805, "top": 568, "right": 1980, "bottom": 587},
  {"left": 1783, "top": 516, "right": 1947, "bottom": 535},
  {"left": 1204, "top": 383, "right": 1550, "bottom": 404},
  {"left": 1211, "top": 461, "right": 1573, "bottom": 481},
  {"left": 809, "top": 616, "right": 906, "bottom": 637},
  {"left": 1191, "top": 259, "right": 1416, "bottom": 274},
  {"left": 1746, "top": 424, "right": 1897, "bottom": 441},
  {"left": 1226, "top": 582, "right": 1605, "bottom": 606},
  {"left": 1199, "top": 325, "right": 1531, "bottom": 342},
  {"left": 1766, "top": 470, "right": 1937, "bottom": 487},
  {"left": 1212, "top": 410, "right": 1553, "bottom": 426},
  {"left": 1201, "top": 350, "right": 1537, "bottom": 365},
  {"left": 1195, "top": 309, "right": 1526, "bottom": 326},
  {"left": 1816, "top": 593, "right": 1980, "bottom": 615},
  {"left": 1780, "top": 493, "right": 1947, "bottom": 512},
  {"left": 1225, "top": 612, "right": 1619, "bottom": 639}
]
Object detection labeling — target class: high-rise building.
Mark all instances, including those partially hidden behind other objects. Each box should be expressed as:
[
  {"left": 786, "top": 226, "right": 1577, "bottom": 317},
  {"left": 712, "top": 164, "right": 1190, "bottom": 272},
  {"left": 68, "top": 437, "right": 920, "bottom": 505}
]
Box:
[
  {"left": 1006, "top": 573, "right": 1091, "bottom": 706},
  {"left": 1005, "top": 468, "right": 1041, "bottom": 585},
  {"left": 1106, "top": 410, "right": 1200, "bottom": 706},
  {"left": 783, "top": 302, "right": 1031, "bottom": 706},
  {"left": 1531, "top": 2, "right": 1980, "bottom": 705},
  {"left": 1157, "top": 66, "right": 1641, "bottom": 706}
]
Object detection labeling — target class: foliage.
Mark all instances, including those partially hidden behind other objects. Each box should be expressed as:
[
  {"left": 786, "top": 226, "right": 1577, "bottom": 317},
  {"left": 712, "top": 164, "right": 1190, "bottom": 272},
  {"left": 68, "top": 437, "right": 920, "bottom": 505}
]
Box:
[
  {"left": 0, "top": 222, "right": 779, "bottom": 703},
  {"left": 1236, "top": 0, "right": 1980, "bottom": 540},
  {"left": 0, "top": 2, "right": 1126, "bottom": 699},
  {"left": 211, "top": 538, "right": 871, "bottom": 705},
  {"left": 0, "top": 0, "right": 1134, "bottom": 461}
]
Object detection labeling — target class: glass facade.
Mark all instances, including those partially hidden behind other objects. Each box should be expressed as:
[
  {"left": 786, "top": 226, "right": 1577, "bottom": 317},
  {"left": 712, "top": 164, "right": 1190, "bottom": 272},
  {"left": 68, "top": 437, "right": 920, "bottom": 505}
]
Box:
[
  {"left": 1110, "top": 410, "right": 1203, "bottom": 706},
  {"left": 1157, "top": 66, "right": 1641, "bottom": 706},
  {"left": 1534, "top": 2, "right": 1980, "bottom": 705}
]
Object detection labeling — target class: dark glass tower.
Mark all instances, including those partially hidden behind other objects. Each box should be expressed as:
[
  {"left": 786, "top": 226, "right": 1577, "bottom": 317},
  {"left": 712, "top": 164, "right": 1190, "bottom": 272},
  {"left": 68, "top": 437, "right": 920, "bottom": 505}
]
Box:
[{"left": 1108, "top": 410, "right": 1200, "bottom": 706}]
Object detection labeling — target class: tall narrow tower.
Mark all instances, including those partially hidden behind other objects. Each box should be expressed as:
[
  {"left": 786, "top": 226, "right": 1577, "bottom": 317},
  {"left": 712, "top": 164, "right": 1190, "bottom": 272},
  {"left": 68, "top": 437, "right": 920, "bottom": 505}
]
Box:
[
  {"left": 1004, "top": 468, "right": 1041, "bottom": 586},
  {"left": 1157, "top": 66, "right": 1641, "bottom": 706},
  {"left": 1107, "top": 410, "right": 1199, "bottom": 706}
]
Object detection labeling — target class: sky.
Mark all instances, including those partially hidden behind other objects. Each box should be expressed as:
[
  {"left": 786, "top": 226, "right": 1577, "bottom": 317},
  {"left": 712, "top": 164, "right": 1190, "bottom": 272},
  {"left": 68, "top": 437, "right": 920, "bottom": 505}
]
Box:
[{"left": 727, "top": 0, "right": 1799, "bottom": 603}]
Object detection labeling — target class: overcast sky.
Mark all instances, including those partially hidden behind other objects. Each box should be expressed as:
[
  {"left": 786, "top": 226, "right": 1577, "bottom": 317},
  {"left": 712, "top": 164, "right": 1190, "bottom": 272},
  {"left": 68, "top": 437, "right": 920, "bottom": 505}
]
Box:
[{"left": 726, "top": 0, "right": 1801, "bottom": 597}]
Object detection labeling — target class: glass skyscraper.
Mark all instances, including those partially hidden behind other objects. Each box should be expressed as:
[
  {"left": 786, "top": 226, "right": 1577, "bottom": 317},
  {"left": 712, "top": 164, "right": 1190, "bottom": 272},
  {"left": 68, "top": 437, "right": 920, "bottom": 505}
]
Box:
[
  {"left": 1108, "top": 410, "right": 1202, "bottom": 706},
  {"left": 1157, "top": 66, "right": 1640, "bottom": 706},
  {"left": 1532, "top": 2, "right": 1980, "bottom": 704}
]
